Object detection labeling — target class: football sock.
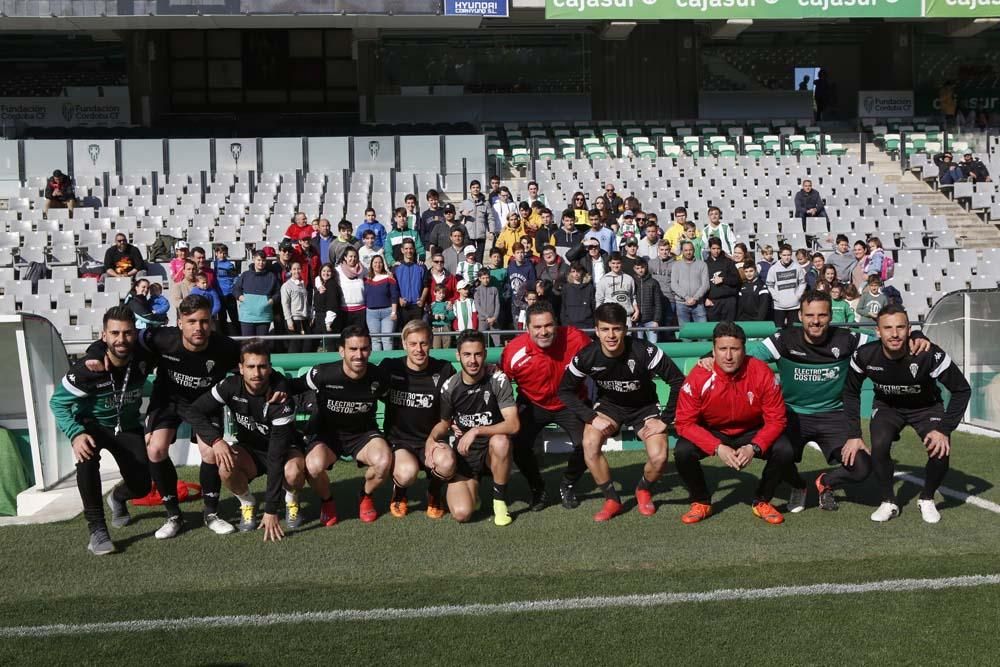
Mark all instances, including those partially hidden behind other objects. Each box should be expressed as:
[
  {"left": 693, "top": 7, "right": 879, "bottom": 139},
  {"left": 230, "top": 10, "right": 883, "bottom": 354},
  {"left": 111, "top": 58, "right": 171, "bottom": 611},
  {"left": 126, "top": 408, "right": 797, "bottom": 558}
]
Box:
[
  {"left": 150, "top": 459, "right": 181, "bottom": 517},
  {"left": 637, "top": 475, "right": 653, "bottom": 492},
  {"left": 599, "top": 480, "right": 621, "bottom": 503},
  {"left": 199, "top": 462, "right": 222, "bottom": 514},
  {"left": 236, "top": 492, "right": 255, "bottom": 508},
  {"left": 492, "top": 482, "right": 507, "bottom": 502}
]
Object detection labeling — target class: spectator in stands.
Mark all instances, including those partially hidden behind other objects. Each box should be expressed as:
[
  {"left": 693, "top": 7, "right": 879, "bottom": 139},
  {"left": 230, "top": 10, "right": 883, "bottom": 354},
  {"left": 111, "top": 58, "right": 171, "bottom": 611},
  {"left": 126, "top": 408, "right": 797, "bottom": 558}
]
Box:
[
  {"left": 826, "top": 234, "right": 856, "bottom": 283},
  {"left": 561, "top": 262, "right": 595, "bottom": 329},
  {"left": 104, "top": 233, "right": 146, "bottom": 279},
  {"left": 233, "top": 251, "right": 281, "bottom": 336},
  {"left": 491, "top": 187, "right": 517, "bottom": 239},
  {"left": 794, "top": 180, "right": 825, "bottom": 222},
  {"left": 616, "top": 210, "right": 640, "bottom": 243},
  {"left": 757, "top": 244, "right": 776, "bottom": 282},
  {"left": 665, "top": 207, "right": 688, "bottom": 257},
  {"left": 418, "top": 189, "right": 447, "bottom": 253},
  {"left": 960, "top": 152, "right": 991, "bottom": 182},
  {"left": 386, "top": 207, "right": 424, "bottom": 267},
  {"left": 765, "top": 244, "right": 805, "bottom": 328},
  {"left": 275, "top": 241, "right": 299, "bottom": 286},
  {"left": 940, "top": 161, "right": 965, "bottom": 186},
  {"left": 488, "top": 175, "right": 502, "bottom": 206},
  {"left": 533, "top": 208, "right": 557, "bottom": 251},
  {"left": 358, "top": 230, "right": 384, "bottom": 272},
  {"left": 704, "top": 238, "right": 741, "bottom": 322},
  {"left": 829, "top": 282, "right": 854, "bottom": 323},
  {"left": 486, "top": 248, "right": 510, "bottom": 329},
  {"left": 43, "top": 170, "right": 76, "bottom": 215},
  {"left": 518, "top": 202, "right": 538, "bottom": 238},
  {"left": 850, "top": 240, "right": 869, "bottom": 290},
  {"left": 169, "top": 241, "right": 190, "bottom": 283},
  {"left": 148, "top": 282, "right": 169, "bottom": 322},
  {"left": 356, "top": 207, "right": 387, "bottom": 250},
  {"left": 453, "top": 280, "right": 477, "bottom": 333},
  {"left": 392, "top": 239, "right": 428, "bottom": 328},
  {"left": 822, "top": 265, "right": 838, "bottom": 286},
  {"left": 429, "top": 204, "right": 469, "bottom": 259},
  {"left": 212, "top": 244, "right": 239, "bottom": 335},
  {"left": 526, "top": 181, "right": 546, "bottom": 207},
  {"left": 283, "top": 212, "right": 314, "bottom": 243},
  {"left": 404, "top": 193, "right": 420, "bottom": 229},
  {"left": 814, "top": 279, "right": 831, "bottom": 293},
  {"left": 567, "top": 237, "right": 610, "bottom": 286},
  {"left": 278, "top": 261, "right": 310, "bottom": 353},
  {"left": 671, "top": 240, "right": 709, "bottom": 324},
  {"left": 443, "top": 227, "right": 469, "bottom": 275},
  {"left": 460, "top": 179, "right": 490, "bottom": 263},
  {"left": 595, "top": 253, "right": 637, "bottom": 325},
  {"left": 125, "top": 279, "right": 167, "bottom": 329},
  {"left": 593, "top": 196, "right": 613, "bottom": 228},
  {"left": 736, "top": 263, "right": 771, "bottom": 322},
  {"left": 553, "top": 209, "right": 584, "bottom": 260},
  {"left": 507, "top": 246, "right": 536, "bottom": 322},
  {"left": 475, "top": 268, "right": 501, "bottom": 346},
  {"left": 364, "top": 255, "right": 399, "bottom": 352},
  {"left": 796, "top": 249, "right": 817, "bottom": 290},
  {"left": 933, "top": 151, "right": 956, "bottom": 180},
  {"left": 536, "top": 245, "right": 568, "bottom": 310},
  {"left": 620, "top": 237, "right": 641, "bottom": 278},
  {"left": 731, "top": 243, "right": 749, "bottom": 275},
  {"left": 428, "top": 250, "right": 459, "bottom": 303},
  {"left": 864, "top": 237, "right": 887, "bottom": 281},
  {"left": 191, "top": 246, "right": 216, "bottom": 289},
  {"left": 570, "top": 191, "right": 589, "bottom": 227},
  {"left": 701, "top": 206, "right": 735, "bottom": 257},
  {"left": 310, "top": 218, "right": 336, "bottom": 268},
  {"left": 857, "top": 275, "right": 888, "bottom": 322},
  {"left": 295, "top": 236, "right": 321, "bottom": 285},
  {"left": 457, "top": 245, "right": 482, "bottom": 286},
  {"left": 647, "top": 240, "right": 675, "bottom": 324},
  {"left": 602, "top": 182, "right": 624, "bottom": 220},
  {"left": 336, "top": 246, "right": 367, "bottom": 331},
  {"left": 843, "top": 282, "right": 861, "bottom": 315},
  {"left": 328, "top": 220, "right": 358, "bottom": 265},
  {"left": 637, "top": 220, "right": 662, "bottom": 259},
  {"left": 633, "top": 258, "right": 663, "bottom": 344},
  {"left": 809, "top": 252, "right": 826, "bottom": 289},
  {"left": 584, "top": 209, "right": 617, "bottom": 255},
  {"left": 168, "top": 259, "right": 198, "bottom": 310},
  {"left": 430, "top": 284, "right": 455, "bottom": 348},
  {"left": 190, "top": 273, "right": 222, "bottom": 327},
  {"left": 494, "top": 211, "right": 526, "bottom": 265},
  {"left": 682, "top": 222, "right": 705, "bottom": 260}
]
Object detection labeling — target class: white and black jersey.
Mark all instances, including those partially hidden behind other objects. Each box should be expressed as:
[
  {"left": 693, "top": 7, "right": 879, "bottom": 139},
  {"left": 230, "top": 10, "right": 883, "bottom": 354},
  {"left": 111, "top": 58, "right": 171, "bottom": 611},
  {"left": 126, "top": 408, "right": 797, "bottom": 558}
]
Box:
[
  {"left": 188, "top": 374, "right": 297, "bottom": 514},
  {"left": 439, "top": 366, "right": 516, "bottom": 432},
  {"left": 294, "top": 362, "right": 389, "bottom": 436},
  {"left": 379, "top": 357, "right": 455, "bottom": 446},
  {"left": 139, "top": 328, "right": 240, "bottom": 404},
  {"left": 843, "top": 341, "right": 972, "bottom": 438},
  {"left": 558, "top": 338, "right": 684, "bottom": 424}
]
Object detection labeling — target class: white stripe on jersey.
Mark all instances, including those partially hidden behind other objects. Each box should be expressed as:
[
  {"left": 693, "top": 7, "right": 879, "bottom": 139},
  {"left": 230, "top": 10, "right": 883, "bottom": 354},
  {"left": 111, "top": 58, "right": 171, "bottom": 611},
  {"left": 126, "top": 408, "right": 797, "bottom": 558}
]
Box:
[
  {"left": 930, "top": 354, "right": 952, "bottom": 379},
  {"left": 61, "top": 375, "right": 88, "bottom": 397},
  {"left": 272, "top": 414, "right": 294, "bottom": 426},
  {"left": 647, "top": 347, "right": 664, "bottom": 371},
  {"left": 850, "top": 358, "right": 863, "bottom": 374},
  {"left": 305, "top": 367, "right": 318, "bottom": 391},
  {"left": 567, "top": 361, "right": 585, "bottom": 378},
  {"left": 761, "top": 337, "right": 781, "bottom": 361},
  {"left": 700, "top": 374, "right": 716, "bottom": 396},
  {"left": 211, "top": 384, "right": 225, "bottom": 404}
]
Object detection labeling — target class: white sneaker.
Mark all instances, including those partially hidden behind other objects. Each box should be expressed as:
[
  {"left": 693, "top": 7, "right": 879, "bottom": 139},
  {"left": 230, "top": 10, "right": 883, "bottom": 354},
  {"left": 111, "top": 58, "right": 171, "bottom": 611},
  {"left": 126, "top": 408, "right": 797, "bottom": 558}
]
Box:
[
  {"left": 788, "top": 488, "right": 807, "bottom": 514},
  {"left": 204, "top": 513, "right": 236, "bottom": 535},
  {"left": 917, "top": 499, "right": 941, "bottom": 524},
  {"left": 870, "top": 502, "right": 900, "bottom": 523},
  {"left": 154, "top": 516, "right": 184, "bottom": 539}
]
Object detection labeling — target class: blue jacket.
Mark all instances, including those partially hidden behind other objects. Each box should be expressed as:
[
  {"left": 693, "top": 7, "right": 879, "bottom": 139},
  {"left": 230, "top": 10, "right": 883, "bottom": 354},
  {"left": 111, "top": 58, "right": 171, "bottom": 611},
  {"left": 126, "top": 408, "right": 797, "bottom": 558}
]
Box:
[
  {"left": 355, "top": 220, "right": 387, "bottom": 250},
  {"left": 364, "top": 276, "right": 400, "bottom": 310},
  {"left": 393, "top": 261, "right": 427, "bottom": 303},
  {"left": 190, "top": 286, "right": 222, "bottom": 316},
  {"left": 213, "top": 259, "right": 238, "bottom": 296}
]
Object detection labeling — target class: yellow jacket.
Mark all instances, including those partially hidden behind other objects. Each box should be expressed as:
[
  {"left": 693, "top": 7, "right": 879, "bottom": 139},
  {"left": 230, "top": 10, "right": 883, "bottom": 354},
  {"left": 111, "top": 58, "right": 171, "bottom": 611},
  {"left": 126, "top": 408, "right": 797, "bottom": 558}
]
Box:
[
  {"left": 664, "top": 222, "right": 686, "bottom": 256},
  {"left": 495, "top": 223, "right": 528, "bottom": 264}
]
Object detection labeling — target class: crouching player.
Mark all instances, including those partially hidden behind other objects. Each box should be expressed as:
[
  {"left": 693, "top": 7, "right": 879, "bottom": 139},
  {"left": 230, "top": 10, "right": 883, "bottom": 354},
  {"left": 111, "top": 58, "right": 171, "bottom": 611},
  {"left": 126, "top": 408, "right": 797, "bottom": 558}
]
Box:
[
  {"left": 427, "top": 330, "right": 519, "bottom": 526},
  {"left": 187, "top": 339, "right": 306, "bottom": 541}
]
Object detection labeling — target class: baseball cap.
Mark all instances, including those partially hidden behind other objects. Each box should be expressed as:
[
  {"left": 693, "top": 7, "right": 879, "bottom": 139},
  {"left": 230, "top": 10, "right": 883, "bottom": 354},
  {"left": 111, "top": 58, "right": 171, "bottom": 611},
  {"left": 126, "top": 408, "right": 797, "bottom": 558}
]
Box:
[
  {"left": 278, "top": 240, "right": 295, "bottom": 252},
  {"left": 262, "top": 246, "right": 277, "bottom": 258},
  {"left": 624, "top": 236, "right": 638, "bottom": 246},
  {"left": 175, "top": 240, "right": 189, "bottom": 249},
  {"left": 463, "top": 245, "right": 477, "bottom": 256},
  {"left": 444, "top": 204, "right": 456, "bottom": 214},
  {"left": 456, "top": 279, "right": 469, "bottom": 290},
  {"left": 622, "top": 210, "right": 635, "bottom": 218}
]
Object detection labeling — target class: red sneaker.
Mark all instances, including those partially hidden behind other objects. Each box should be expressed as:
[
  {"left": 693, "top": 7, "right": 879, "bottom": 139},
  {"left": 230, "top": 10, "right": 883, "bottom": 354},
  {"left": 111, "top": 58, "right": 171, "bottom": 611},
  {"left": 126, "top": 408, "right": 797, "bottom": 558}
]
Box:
[
  {"left": 752, "top": 500, "right": 784, "bottom": 525},
  {"left": 358, "top": 494, "right": 379, "bottom": 523},
  {"left": 635, "top": 487, "right": 656, "bottom": 516},
  {"left": 681, "top": 502, "right": 712, "bottom": 524},
  {"left": 593, "top": 498, "right": 624, "bottom": 522},
  {"left": 319, "top": 499, "right": 338, "bottom": 527}
]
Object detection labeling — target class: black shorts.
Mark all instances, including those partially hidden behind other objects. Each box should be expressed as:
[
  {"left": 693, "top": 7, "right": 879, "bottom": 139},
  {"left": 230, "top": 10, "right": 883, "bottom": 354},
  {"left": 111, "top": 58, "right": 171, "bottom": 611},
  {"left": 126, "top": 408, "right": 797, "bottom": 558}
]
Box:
[
  {"left": 307, "top": 430, "right": 385, "bottom": 468},
  {"left": 592, "top": 401, "right": 661, "bottom": 436},
  {"left": 872, "top": 403, "right": 946, "bottom": 442},
  {"left": 392, "top": 440, "right": 428, "bottom": 469},
  {"left": 238, "top": 438, "right": 305, "bottom": 479},
  {"left": 455, "top": 437, "right": 492, "bottom": 480},
  {"left": 786, "top": 409, "right": 853, "bottom": 464},
  {"left": 145, "top": 392, "right": 221, "bottom": 441}
]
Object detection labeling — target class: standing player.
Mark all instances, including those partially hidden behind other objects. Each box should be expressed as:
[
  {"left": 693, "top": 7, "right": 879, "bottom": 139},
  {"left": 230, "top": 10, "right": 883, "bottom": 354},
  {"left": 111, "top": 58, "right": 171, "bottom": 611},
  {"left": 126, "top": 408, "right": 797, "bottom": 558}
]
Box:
[
  {"left": 427, "top": 330, "right": 519, "bottom": 526},
  {"left": 501, "top": 302, "right": 590, "bottom": 510},
  {"left": 379, "top": 320, "right": 457, "bottom": 519},
  {"left": 186, "top": 339, "right": 306, "bottom": 541},
  {"left": 294, "top": 325, "right": 393, "bottom": 524},
  {"left": 50, "top": 306, "right": 152, "bottom": 555},
  {"left": 843, "top": 305, "right": 971, "bottom": 523},
  {"left": 558, "top": 303, "right": 685, "bottom": 522}
]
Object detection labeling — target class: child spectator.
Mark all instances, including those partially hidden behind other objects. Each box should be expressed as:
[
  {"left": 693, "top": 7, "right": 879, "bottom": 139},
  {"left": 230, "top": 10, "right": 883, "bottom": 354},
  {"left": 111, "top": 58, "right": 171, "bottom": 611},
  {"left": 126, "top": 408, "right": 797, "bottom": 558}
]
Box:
[
  {"left": 355, "top": 207, "right": 387, "bottom": 250},
  {"left": 358, "top": 229, "right": 384, "bottom": 271},
  {"left": 561, "top": 262, "right": 595, "bottom": 329},
  {"left": 430, "top": 284, "right": 455, "bottom": 348},
  {"left": 190, "top": 272, "right": 222, "bottom": 326},
  {"left": 857, "top": 275, "right": 888, "bottom": 322},
  {"left": 516, "top": 289, "right": 539, "bottom": 330},
  {"left": 213, "top": 244, "right": 240, "bottom": 335},
  {"left": 169, "top": 241, "right": 190, "bottom": 283},
  {"left": 125, "top": 279, "right": 167, "bottom": 329},
  {"left": 682, "top": 222, "right": 704, "bottom": 259},
  {"left": 280, "top": 261, "right": 310, "bottom": 353},
  {"left": 830, "top": 282, "right": 855, "bottom": 323},
  {"left": 456, "top": 245, "right": 482, "bottom": 286},
  {"left": 453, "top": 280, "right": 478, "bottom": 332},
  {"left": 474, "top": 268, "right": 500, "bottom": 346}
]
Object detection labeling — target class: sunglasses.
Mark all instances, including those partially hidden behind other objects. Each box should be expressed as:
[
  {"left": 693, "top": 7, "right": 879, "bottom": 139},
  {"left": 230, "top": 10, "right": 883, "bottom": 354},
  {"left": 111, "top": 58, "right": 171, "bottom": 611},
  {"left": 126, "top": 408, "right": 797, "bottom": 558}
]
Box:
[{"left": 432, "top": 260, "right": 444, "bottom": 264}]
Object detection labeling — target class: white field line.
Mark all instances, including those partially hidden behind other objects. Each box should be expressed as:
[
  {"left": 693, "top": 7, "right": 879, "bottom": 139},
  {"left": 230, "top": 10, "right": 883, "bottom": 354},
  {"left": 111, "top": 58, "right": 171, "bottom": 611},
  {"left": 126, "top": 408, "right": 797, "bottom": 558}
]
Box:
[{"left": 2, "top": 574, "right": 999, "bottom": 639}]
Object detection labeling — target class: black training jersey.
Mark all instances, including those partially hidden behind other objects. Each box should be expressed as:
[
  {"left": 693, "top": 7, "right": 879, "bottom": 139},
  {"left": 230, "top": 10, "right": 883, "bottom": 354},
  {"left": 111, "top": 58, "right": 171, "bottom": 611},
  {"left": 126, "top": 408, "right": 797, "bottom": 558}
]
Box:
[
  {"left": 843, "top": 340, "right": 972, "bottom": 438},
  {"left": 296, "top": 362, "right": 389, "bottom": 436},
  {"left": 439, "top": 366, "right": 515, "bottom": 431},
  {"left": 559, "top": 337, "right": 684, "bottom": 424},
  {"left": 140, "top": 327, "right": 240, "bottom": 403},
  {"left": 379, "top": 357, "right": 455, "bottom": 445}
]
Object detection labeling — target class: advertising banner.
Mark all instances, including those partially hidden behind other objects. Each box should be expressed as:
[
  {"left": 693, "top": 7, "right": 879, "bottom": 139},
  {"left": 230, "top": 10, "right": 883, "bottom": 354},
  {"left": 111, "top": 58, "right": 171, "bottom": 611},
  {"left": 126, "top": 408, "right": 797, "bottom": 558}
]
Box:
[
  {"left": 857, "top": 90, "right": 915, "bottom": 118},
  {"left": 545, "top": 0, "right": 1000, "bottom": 19},
  {"left": 0, "top": 98, "right": 130, "bottom": 128},
  {"left": 444, "top": 0, "right": 509, "bottom": 16}
]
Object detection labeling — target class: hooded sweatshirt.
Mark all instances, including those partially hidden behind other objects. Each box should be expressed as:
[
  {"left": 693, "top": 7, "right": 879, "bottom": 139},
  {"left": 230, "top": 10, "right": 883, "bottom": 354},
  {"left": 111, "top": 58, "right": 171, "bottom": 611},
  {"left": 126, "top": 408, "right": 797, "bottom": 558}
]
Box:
[
  {"left": 595, "top": 271, "right": 636, "bottom": 316},
  {"left": 765, "top": 260, "right": 806, "bottom": 311},
  {"left": 560, "top": 278, "right": 595, "bottom": 329}
]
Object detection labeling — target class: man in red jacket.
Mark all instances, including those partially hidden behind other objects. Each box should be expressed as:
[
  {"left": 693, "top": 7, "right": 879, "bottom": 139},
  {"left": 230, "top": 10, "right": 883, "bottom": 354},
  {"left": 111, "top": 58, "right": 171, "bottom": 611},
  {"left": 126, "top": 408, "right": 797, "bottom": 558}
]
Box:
[
  {"left": 674, "top": 321, "right": 793, "bottom": 525},
  {"left": 501, "top": 302, "right": 591, "bottom": 511}
]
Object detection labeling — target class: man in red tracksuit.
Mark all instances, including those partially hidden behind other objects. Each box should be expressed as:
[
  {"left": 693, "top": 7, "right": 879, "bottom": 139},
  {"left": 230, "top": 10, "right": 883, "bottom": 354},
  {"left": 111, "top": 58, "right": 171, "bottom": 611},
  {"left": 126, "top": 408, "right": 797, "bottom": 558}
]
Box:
[
  {"left": 501, "top": 302, "right": 591, "bottom": 511},
  {"left": 673, "top": 321, "right": 793, "bottom": 525}
]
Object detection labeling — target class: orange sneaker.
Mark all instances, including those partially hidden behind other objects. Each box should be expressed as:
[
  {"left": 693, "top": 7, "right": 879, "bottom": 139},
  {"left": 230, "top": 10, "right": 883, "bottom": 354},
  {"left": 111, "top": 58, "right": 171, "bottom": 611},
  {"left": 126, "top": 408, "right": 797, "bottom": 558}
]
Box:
[
  {"left": 319, "top": 499, "right": 338, "bottom": 527},
  {"left": 358, "top": 494, "right": 379, "bottom": 523},
  {"left": 681, "top": 502, "right": 712, "bottom": 524},
  {"left": 752, "top": 500, "right": 784, "bottom": 525},
  {"left": 425, "top": 493, "right": 446, "bottom": 520},
  {"left": 635, "top": 487, "right": 656, "bottom": 516},
  {"left": 593, "top": 498, "right": 624, "bottom": 522},
  {"left": 389, "top": 497, "right": 409, "bottom": 518}
]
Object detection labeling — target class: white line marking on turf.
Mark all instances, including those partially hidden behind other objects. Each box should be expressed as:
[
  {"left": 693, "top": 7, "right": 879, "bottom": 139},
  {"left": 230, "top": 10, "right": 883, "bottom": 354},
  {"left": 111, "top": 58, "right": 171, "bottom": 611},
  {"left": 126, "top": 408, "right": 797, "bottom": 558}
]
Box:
[
  {"left": 893, "top": 472, "right": 1000, "bottom": 515},
  {"left": 2, "top": 574, "right": 999, "bottom": 639}
]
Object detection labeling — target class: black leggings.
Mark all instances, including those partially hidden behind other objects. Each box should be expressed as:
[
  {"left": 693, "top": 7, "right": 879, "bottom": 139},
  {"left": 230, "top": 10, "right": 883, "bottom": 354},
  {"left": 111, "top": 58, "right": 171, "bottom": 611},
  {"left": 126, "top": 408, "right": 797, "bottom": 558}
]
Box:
[
  {"left": 674, "top": 430, "right": 794, "bottom": 504},
  {"left": 513, "top": 400, "right": 588, "bottom": 490},
  {"left": 75, "top": 426, "right": 151, "bottom": 533},
  {"left": 870, "top": 406, "right": 950, "bottom": 503},
  {"left": 773, "top": 309, "right": 799, "bottom": 329}
]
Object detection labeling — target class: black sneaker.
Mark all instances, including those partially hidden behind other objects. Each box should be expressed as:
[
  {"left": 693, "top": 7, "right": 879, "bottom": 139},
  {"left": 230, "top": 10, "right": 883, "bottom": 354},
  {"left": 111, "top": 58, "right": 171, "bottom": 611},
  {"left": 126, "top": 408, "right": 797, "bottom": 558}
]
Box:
[
  {"left": 87, "top": 527, "right": 117, "bottom": 556},
  {"left": 559, "top": 482, "right": 580, "bottom": 510},
  {"left": 815, "top": 474, "right": 839, "bottom": 512},
  {"left": 106, "top": 484, "right": 132, "bottom": 528},
  {"left": 529, "top": 487, "right": 549, "bottom": 512}
]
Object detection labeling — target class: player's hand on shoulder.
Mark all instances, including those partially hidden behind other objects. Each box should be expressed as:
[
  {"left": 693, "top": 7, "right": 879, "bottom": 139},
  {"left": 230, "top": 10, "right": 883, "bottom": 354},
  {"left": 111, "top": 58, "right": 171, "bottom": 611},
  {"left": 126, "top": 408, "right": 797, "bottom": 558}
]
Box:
[
  {"left": 909, "top": 337, "right": 931, "bottom": 355},
  {"left": 697, "top": 357, "right": 714, "bottom": 371}
]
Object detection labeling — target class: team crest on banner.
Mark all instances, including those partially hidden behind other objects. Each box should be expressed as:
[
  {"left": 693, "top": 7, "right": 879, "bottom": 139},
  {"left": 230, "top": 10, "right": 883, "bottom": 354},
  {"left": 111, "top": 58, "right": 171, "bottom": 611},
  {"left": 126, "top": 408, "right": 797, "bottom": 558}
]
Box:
[
  {"left": 88, "top": 144, "right": 101, "bottom": 165},
  {"left": 229, "top": 142, "right": 242, "bottom": 170},
  {"left": 369, "top": 141, "right": 380, "bottom": 160}
]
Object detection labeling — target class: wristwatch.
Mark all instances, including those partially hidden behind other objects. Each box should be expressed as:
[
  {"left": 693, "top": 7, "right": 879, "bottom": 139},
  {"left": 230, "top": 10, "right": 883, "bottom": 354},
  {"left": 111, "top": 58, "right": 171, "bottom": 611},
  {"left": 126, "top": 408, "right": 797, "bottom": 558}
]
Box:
[{"left": 750, "top": 443, "right": 763, "bottom": 457}]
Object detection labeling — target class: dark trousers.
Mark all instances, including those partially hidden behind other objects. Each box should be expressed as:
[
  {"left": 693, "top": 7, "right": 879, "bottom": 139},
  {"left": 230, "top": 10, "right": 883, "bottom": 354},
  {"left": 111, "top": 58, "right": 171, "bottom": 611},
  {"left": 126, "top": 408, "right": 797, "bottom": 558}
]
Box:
[
  {"left": 514, "top": 399, "right": 588, "bottom": 491},
  {"left": 399, "top": 303, "right": 425, "bottom": 329},
  {"left": 240, "top": 322, "right": 270, "bottom": 337},
  {"left": 75, "top": 426, "right": 151, "bottom": 533},
  {"left": 286, "top": 319, "right": 310, "bottom": 354},
  {"left": 673, "top": 428, "right": 794, "bottom": 504},
  {"left": 218, "top": 294, "right": 240, "bottom": 335},
  {"left": 870, "top": 405, "right": 949, "bottom": 503},
  {"left": 706, "top": 296, "right": 737, "bottom": 322},
  {"left": 785, "top": 410, "right": 871, "bottom": 490},
  {"left": 341, "top": 308, "right": 368, "bottom": 332},
  {"left": 773, "top": 309, "right": 799, "bottom": 328}
]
